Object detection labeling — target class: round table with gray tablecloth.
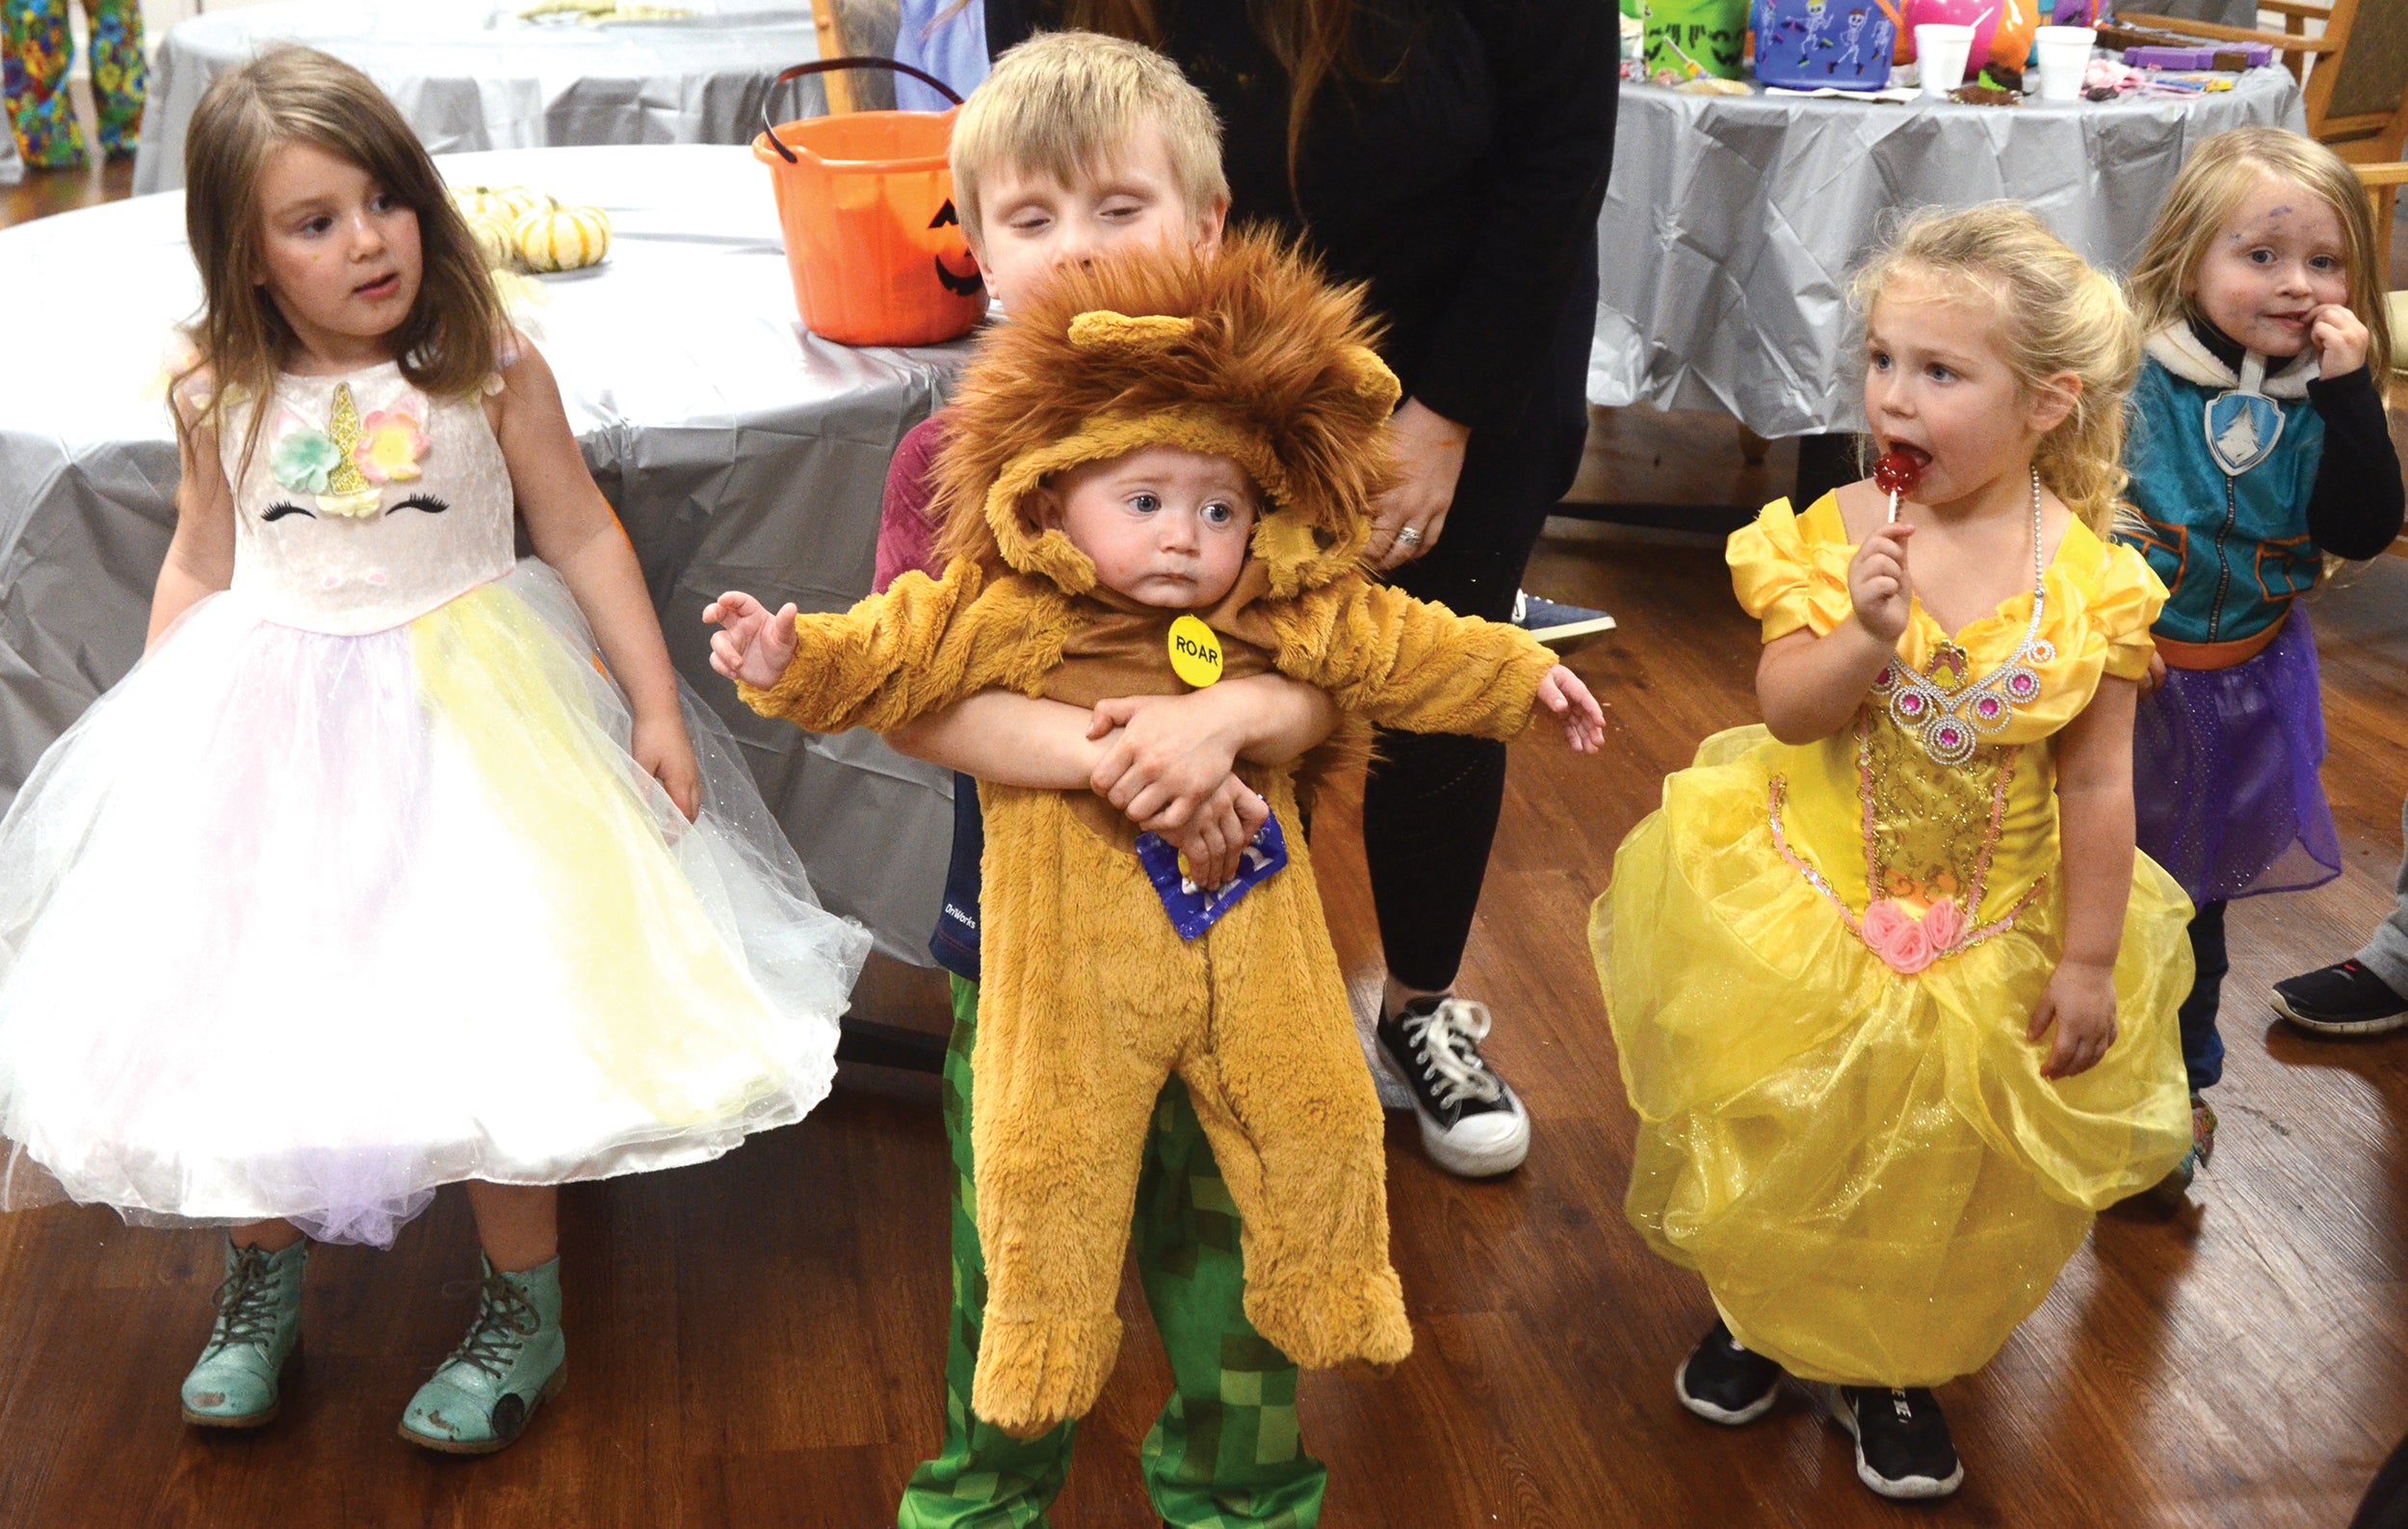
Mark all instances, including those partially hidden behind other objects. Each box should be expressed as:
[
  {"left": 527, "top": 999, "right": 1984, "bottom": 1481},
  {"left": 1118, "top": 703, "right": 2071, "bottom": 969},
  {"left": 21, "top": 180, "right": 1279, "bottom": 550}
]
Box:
[
  {"left": 131, "top": 0, "right": 832, "bottom": 197},
  {"left": 0, "top": 144, "right": 960, "bottom": 962},
  {"left": 1590, "top": 63, "right": 2306, "bottom": 438}
]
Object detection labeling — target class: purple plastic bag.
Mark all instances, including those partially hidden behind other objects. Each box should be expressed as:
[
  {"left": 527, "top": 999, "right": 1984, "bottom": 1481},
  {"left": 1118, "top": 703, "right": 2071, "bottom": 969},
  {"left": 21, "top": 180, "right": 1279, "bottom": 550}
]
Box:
[{"left": 1136, "top": 811, "right": 1290, "bottom": 941}]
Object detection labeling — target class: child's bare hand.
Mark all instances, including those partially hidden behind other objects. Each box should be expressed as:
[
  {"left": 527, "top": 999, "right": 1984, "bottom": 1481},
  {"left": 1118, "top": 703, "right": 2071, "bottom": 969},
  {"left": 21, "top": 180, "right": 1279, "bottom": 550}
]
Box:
[
  {"left": 1848, "top": 521, "right": 1915, "bottom": 645},
  {"left": 631, "top": 707, "right": 702, "bottom": 822},
  {"left": 1153, "top": 777, "right": 1270, "bottom": 890},
  {"left": 2309, "top": 302, "right": 2369, "bottom": 378},
  {"left": 1536, "top": 664, "right": 1606, "bottom": 753},
  {"left": 703, "top": 592, "right": 798, "bottom": 689},
  {"left": 2028, "top": 959, "right": 2119, "bottom": 1080}
]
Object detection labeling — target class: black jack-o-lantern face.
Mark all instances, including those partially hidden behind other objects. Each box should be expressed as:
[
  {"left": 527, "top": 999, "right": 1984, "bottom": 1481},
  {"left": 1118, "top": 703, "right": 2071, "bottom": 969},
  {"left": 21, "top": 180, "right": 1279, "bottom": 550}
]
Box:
[{"left": 929, "top": 199, "right": 983, "bottom": 297}]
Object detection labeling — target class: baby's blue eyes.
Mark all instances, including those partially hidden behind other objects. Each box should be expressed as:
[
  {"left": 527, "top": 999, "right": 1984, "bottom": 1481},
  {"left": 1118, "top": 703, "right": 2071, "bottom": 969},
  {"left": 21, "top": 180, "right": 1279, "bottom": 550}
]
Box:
[
  {"left": 1202, "top": 501, "right": 1236, "bottom": 526},
  {"left": 1131, "top": 492, "right": 1161, "bottom": 513}
]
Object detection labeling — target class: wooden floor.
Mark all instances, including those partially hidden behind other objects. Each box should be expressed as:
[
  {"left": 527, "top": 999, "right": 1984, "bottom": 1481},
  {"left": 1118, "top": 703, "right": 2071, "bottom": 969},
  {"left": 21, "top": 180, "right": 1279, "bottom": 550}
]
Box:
[{"left": 10, "top": 100, "right": 2408, "bottom": 1528}]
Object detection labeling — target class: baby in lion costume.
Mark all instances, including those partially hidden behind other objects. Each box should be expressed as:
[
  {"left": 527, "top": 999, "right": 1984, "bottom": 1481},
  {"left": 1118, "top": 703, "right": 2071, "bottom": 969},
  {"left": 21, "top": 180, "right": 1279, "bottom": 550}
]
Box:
[{"left": 708, "top": 231, "right": 1603, "bottom": 1436}]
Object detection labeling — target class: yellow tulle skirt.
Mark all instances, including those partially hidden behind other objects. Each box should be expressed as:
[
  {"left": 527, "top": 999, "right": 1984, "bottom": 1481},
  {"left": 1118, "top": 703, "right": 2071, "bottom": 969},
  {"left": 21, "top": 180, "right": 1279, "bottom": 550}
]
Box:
[{"left": 1592, "top": 726, "right": 2194, "bottom": 1387}]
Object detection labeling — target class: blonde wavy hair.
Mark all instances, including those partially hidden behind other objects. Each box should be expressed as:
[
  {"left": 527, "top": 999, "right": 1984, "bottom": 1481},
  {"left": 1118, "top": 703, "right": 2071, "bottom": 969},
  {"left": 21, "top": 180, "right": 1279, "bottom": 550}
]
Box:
[
  {"left": 2125, "top": 125, "right": 2393, "bottom": 380},
  {"left": 1849, "top": 203, "right": 2142, "bottom": 535},
  {"left": 950, "top": 31, "right": 1228, "bottom": 252}
]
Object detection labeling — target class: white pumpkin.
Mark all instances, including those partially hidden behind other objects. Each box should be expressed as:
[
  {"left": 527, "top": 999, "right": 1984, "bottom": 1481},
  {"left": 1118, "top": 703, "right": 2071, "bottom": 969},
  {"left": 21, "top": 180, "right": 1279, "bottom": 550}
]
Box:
[
  {"left": 493, "top": 184, "right": 555, "bottom": 223},
  {"left": 514, "top": 203, "right": 612, "bottom": 273},
  {"left": 465, "top": 210, "right": 520, "bottom": 273}
]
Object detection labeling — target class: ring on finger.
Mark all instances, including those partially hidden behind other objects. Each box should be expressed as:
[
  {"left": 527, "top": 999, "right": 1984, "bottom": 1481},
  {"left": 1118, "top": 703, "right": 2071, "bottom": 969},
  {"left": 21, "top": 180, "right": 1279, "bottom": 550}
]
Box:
[{"left": 1395, "top": 526, "right": 1424, "bottom": 545}]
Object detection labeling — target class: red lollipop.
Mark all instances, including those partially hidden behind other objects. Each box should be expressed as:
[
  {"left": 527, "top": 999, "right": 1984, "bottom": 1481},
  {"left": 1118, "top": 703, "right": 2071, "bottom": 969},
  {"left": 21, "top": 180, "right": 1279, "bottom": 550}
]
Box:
[{"left": 1873, "top": 450, "right": 1925, "bottom": 497}]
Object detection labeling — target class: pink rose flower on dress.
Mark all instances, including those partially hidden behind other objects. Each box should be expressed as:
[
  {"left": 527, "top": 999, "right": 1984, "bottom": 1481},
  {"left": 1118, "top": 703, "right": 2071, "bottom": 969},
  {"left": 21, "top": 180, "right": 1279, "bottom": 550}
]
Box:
[
  {"left": 354, "top": 398, "right": 430, "bottom": 485},
  {"left": 1860, "top": 896, "right": 1966, "bottom": 975}
]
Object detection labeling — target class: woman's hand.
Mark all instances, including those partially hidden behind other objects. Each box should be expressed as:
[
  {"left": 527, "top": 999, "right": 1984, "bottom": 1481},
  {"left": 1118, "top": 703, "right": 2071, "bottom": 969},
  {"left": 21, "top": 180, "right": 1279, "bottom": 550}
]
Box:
[
  {"left": 703, "top": 592, "right": 798, "bottom": 689},
  {"left": 1367, "top": 398, "right": 1470, "bottom": 570},
  {"left": 2310, "top": 302, "right": 2370, "bottom": 379},
  {"left": 631, "top": 707, "right": 703, "bottom": 821},
  {"left": 1847, "top": 521, "right": 1915, "bottom": 645},
  {"left": 1537, "top": 664, "right": 1607, "bottom": 752},
  {"left": 2028, "top": 958, "right": 2119, "bottom": 1080}
]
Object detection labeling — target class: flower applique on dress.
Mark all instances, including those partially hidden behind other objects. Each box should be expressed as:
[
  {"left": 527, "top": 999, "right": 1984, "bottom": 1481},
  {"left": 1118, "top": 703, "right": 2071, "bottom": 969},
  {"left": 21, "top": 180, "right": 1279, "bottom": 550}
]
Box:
[{"left": 355, "top": 397, "right": 432, "bottom": 486}]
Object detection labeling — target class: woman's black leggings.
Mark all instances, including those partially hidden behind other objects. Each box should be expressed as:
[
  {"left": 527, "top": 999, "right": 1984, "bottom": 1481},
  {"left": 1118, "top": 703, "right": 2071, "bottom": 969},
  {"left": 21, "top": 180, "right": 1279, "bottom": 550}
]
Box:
[{"left": 1364, "top": 264, "right": 1597, "bottom": 993}]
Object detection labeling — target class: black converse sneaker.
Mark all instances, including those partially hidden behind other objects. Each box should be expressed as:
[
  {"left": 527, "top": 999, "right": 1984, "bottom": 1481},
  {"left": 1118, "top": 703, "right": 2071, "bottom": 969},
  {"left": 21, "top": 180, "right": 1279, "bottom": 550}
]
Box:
[
  {"left": 1675, "top": 1319, "right": 1783, "bottom": 1425},
  {"left": 1829, "top": 1385, "right": 1964, "bottom": 1500},
  {"left": 1375, "top": 995, "right": 1530, "bottom": 1177},
  {"left": 2272, "top": 960, "right": 2408, "bottom": 1036}
]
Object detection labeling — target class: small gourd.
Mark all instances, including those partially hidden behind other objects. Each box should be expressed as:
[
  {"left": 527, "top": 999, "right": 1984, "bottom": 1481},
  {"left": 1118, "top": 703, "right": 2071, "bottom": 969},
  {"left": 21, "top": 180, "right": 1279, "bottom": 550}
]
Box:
[
  {"left": 453, "top": 183, "right": 556, "bottom": 226},
  {"left": 514, "top": 203, "right": 612, "bottom": 273},
  {"left": 492, "top": 184, "right": 555, "bottom": 224},
  {"left": 452, "top": 185, "right": 510, "bottom": 224},
  {"left": 465, "top": 210, "right": 519, "bottom": 273}
]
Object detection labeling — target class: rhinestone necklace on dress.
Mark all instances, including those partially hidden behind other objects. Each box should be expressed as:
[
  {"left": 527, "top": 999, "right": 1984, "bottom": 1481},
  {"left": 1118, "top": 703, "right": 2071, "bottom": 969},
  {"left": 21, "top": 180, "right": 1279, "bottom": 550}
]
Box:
[{"left": 1868, "top": 467, "right": 2054, "bottom": 767}]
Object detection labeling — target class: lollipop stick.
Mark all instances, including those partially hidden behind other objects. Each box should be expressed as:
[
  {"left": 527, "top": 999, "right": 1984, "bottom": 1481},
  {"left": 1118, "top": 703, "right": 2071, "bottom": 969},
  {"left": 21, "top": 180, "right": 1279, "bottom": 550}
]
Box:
[{"left": 1887, "top": 488, "right": 1899, "bottom": 524}]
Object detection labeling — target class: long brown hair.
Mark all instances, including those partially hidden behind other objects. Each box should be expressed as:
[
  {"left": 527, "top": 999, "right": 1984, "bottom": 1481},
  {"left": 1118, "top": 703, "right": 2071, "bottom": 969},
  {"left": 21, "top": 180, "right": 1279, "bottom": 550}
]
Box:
[
  {"left": 176, "top": 46, "right": 507, "bottom": 485},
  {"left": 1056, "top": 0, "right": 1392, "bottom": 200}
]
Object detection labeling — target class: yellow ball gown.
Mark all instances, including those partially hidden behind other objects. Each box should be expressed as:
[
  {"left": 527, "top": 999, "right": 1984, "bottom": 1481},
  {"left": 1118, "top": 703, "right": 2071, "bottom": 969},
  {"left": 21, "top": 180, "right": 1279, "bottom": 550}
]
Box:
[{"left": 1592, "top": 493, "right": 2195, "bottom": 1388}]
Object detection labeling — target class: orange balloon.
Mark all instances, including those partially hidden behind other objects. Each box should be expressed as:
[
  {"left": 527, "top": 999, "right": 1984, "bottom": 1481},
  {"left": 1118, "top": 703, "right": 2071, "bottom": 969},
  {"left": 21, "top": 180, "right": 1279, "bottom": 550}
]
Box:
[{"left": 1990, "top": 0, "right": 2038, "bottom": 68}]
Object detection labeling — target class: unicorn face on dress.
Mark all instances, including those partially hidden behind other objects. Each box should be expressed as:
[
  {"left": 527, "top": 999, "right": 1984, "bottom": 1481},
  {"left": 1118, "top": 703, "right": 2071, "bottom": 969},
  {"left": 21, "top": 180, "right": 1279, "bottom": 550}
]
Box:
[
  {"left": 2186, "top": 172, "right": 2351, "bottom": 361},
  {"left": 253, "top": 141, "right": 423, "bottom": 369}
]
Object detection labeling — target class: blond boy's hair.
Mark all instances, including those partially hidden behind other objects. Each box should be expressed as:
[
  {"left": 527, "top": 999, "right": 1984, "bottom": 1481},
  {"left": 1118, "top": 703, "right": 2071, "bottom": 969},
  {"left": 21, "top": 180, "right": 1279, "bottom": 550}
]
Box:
[
  {"left": 950, "top": 31, "right": 1227, "bottom": 251},
  {"left": 1850, "top": 203, "right": 2143, "bottom": 536},
  {"left": 2125, "top": 125, "right": 2394, "bottom": 380}
]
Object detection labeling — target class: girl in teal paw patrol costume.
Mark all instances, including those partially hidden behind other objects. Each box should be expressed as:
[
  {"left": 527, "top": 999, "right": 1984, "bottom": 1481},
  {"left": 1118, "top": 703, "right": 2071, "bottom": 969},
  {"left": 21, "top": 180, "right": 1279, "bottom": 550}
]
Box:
[
  {"left": 2118, "top": 127, "right": 2405, "bottom": 1201},
  {"left": 3, "top": 0, "right": 145, "bottom": 168}
]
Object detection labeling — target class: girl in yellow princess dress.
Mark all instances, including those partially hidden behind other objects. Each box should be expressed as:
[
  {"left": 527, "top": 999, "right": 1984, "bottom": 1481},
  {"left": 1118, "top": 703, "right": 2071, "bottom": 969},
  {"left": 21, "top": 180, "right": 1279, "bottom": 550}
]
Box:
[{"left": 1592, "top": 205, "right": 2194, "bottom": 1502}]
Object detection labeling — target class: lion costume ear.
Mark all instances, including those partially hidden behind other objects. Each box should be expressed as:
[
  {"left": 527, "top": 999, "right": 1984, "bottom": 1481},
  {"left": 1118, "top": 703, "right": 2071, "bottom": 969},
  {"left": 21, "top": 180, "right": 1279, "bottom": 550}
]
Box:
[
  {"left": 1336, "top": 345, "right": 1401, "bottom": 414},
  {"left": 1067, "top": 311, "right": 1197, "bottom": 357}
]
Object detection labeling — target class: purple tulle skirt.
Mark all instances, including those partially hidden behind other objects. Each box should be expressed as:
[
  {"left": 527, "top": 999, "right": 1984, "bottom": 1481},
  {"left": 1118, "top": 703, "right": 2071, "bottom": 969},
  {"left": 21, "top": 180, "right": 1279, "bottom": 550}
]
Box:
[{"left": 2133, "top": 609, "right": 2341, "bottom": 906}]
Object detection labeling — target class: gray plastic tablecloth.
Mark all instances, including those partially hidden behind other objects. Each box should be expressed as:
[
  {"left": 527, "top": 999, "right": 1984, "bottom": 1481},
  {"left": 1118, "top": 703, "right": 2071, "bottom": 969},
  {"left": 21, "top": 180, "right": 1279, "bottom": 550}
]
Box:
[
  {"left": 132, "top": 0, "right": 829, "bottom": 197},
  {"left": 1591, "top": 65, "right": 2305, "bottom": 437},
  {"left": 0, "top": 145, "right": 962, "bottom": 963}
]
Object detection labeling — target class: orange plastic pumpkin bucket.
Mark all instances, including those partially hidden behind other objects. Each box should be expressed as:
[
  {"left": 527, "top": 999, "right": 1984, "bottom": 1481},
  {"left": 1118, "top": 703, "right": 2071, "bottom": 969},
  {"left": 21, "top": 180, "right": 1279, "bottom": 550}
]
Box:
[{"left": 753, "top": 58, "right": 985, "bottom": 348}]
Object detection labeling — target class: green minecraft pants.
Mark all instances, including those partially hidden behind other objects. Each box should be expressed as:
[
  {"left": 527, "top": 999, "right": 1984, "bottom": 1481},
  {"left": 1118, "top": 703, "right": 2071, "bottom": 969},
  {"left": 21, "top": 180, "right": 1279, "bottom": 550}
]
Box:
[{"left": 899, "top": 976, "right": 1327, "bottom": 1529}]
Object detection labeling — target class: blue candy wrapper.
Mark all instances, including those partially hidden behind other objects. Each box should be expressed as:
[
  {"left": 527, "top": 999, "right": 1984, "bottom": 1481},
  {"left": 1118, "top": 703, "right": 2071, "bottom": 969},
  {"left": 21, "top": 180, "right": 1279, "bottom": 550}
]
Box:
[{"left": 1136, "top": 811, "right": 1289, "bottom": 941}]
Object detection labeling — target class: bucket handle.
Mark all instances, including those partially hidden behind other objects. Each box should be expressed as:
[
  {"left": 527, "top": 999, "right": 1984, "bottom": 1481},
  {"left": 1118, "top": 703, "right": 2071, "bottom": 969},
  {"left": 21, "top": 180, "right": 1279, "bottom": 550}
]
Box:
[{"left": 761, "top": 58, "right": 966, "bottom": 163}]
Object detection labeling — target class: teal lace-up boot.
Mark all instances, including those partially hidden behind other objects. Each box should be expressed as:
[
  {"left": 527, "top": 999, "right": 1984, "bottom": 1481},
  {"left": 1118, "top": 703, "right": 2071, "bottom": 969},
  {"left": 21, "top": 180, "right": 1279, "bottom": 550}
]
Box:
[
  {"left": 181, "top": 1239, "right": 307, "bottom": 1427},
  {"left": 398, "top": 1256, "right": 565, "bottom": 1454}
]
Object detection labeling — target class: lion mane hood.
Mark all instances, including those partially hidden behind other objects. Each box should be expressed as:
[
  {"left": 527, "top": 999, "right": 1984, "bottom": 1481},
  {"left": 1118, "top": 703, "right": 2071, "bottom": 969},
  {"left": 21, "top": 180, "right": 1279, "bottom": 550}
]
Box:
[{"left": 929, "top": 229, "right": 1402, "bottom": 600}]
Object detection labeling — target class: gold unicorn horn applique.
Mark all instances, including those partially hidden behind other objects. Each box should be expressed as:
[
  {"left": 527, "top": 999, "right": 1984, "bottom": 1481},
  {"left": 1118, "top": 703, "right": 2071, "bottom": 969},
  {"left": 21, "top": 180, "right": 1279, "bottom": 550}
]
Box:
[{"left": 316, "top": 383, "right": 383, "bottom": 518}]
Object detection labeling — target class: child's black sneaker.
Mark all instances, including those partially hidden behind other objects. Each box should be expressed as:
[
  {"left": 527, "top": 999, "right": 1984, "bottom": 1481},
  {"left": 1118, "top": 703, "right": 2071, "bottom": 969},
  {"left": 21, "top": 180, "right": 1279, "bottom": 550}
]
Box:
[
  {"left": 1374, "top": 995, "right": 1530, "bottom": 1177},
  {"left": 1511, "top": 589, "right": 1617, "bottom": 650},
  {"left": 1828, "top": 1384, "right": 1964, "bottom": 1500},
  {"left": 2272, "top": 960, "right": 2408, "bottom": 1036},
  {"left": 1674, "top": 1318, "right": 1783, "bottom": 1425}
]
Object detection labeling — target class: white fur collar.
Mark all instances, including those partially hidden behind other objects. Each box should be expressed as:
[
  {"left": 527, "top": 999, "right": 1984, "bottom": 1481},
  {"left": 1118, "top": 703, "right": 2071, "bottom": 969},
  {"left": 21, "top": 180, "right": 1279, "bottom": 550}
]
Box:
[{"left": 2145, "top": 324, "right": 2316, "bottom": 399}]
